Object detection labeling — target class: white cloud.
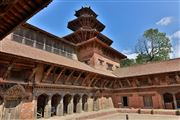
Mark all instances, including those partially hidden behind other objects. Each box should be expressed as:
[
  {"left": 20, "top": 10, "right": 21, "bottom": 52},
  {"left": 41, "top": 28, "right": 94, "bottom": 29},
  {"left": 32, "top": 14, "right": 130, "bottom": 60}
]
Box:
[
  {"left": 122, "top": 49, "right": 138, "bottom": 59},
  {"left": 171, "top": 30, "right": 180, "bottom": 39},
  {"left": 168, "top": 30, "right": 180, "bottom": 58},
  {"left": 156, "top": 17, "right": 173, "bottom": 26}
]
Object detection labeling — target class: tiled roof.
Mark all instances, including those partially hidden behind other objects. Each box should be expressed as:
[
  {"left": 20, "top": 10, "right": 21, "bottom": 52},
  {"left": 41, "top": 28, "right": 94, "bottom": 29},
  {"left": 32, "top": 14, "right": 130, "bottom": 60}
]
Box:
[
  {"left": 0, "top": 35, "right": 116, "bottom": 77},
  {"left": 113, "top": 58, "right": 180, "bottom": 78}
]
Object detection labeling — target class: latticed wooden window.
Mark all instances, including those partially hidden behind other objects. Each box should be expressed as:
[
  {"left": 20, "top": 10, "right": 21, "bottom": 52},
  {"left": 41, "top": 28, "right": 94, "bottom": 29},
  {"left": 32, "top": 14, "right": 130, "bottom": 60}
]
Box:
[
  {"left": 143, "top": 96, "right": 153, "bottom": 108},
  {"left": 106, "top": 63, "right": 113, "bottom": 71}
]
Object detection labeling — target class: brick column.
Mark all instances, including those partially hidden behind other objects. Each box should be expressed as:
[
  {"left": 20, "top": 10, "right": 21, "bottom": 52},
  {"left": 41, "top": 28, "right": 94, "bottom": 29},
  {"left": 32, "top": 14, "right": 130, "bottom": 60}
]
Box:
[
  {"left": 56, "top": 96, "right": 64, "bottom": 116},
  {"left": 76, "top": 96, "right": 82, "bottom": 113},
  {"left": 44, "top": 96, "right": 51, "bottom": 118},
  {"left": 173, "top": 94, "right": 177, "bottom": 109},
  {"left": 68, "top": 97, "right": 73, "bottom": 114}
]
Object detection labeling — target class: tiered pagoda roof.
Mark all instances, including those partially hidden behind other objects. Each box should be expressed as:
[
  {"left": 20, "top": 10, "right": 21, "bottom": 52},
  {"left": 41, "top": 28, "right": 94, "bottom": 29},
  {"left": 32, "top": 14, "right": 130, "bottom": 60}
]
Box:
[{"left": 64, "top": 7, "right": 113, "bottom": 46}]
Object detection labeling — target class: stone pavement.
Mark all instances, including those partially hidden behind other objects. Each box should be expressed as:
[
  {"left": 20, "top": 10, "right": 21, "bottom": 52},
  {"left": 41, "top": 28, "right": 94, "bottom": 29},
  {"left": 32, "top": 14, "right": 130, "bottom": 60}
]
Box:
[
  {"left": 95, "top": 113, "right": 180, "bottom": 120},
  {"left": 40, "top": 108, "right": 180, "bottom": 120}
]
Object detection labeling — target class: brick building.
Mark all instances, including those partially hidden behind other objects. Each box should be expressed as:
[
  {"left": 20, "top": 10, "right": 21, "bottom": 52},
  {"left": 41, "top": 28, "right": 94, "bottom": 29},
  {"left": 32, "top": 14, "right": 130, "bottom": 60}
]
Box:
[{"left": 0, "top": 7, "right": 180, "bottom": 120}]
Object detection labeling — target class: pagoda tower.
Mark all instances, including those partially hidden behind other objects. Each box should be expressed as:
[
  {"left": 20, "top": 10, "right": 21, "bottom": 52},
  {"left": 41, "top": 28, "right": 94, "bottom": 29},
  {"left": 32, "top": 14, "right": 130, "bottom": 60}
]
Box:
[{"left": 64, "top": 7, "right": 126, "bottom": 71}]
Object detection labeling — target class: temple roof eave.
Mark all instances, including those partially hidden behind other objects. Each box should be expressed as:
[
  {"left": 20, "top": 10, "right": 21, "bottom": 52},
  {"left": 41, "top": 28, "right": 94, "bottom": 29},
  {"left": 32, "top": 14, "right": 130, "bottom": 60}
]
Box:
[
  {"left": 63, "top": 29, "right": 113, "bottom": 46},
  {"left": 0, "top": 0, "right": 53, "bottom": 40},
  {"left": 76, "top": 37, "right": 127, "bottom": 59},
  {"left": 67, "top": 17, "right": 105, "bottom": 32}
]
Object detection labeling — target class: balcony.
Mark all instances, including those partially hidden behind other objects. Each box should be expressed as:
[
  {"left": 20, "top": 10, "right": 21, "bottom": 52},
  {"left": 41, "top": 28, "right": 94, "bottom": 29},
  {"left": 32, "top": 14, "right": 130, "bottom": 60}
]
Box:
[{"left": 12, "top": 34, "right": 73, "bottom": 59}]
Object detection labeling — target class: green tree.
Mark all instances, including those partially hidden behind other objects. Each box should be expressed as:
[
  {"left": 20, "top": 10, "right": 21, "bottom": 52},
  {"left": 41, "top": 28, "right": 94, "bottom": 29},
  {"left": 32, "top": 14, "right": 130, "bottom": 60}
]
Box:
[
  {"left": 120, "top": 58, "right": 136, "bottom": 67},
  {"left": 135, "top": 28, "right": 172, "bottom": 64}
]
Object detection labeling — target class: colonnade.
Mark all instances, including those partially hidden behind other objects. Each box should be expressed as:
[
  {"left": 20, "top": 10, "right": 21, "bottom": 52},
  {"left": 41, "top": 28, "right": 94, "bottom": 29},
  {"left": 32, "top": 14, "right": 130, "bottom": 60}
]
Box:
[
  {"left": 36, "top": 93, "right": 113, "bottom": 119},
  {"left": 163, "top": 92, "right": 180, "bottom": 109}
]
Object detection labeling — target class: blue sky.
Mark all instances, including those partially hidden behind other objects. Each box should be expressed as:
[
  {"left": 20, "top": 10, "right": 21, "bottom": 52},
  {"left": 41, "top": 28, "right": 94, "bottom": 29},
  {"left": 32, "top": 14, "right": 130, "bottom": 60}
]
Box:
[{"left": 28, "top": 0, "right": 180, "bottom": 58}]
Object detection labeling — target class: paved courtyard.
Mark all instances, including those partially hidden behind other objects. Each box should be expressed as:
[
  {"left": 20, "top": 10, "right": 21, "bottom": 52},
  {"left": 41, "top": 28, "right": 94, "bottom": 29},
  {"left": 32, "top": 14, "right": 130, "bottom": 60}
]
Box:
[
  {"left": 95, "top": 113, "right": 180, "bottom": 120},
  {"left": 41, "top": 109, "right": 180, "bottom": 120}
]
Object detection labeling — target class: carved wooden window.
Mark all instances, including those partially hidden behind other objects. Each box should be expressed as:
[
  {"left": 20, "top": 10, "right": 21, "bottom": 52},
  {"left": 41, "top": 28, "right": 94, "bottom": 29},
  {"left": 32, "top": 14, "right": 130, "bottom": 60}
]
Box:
[
  {"left": 106, "top": 63, "right": 113, "bottom": 71},
  {"left": 98, "top": 59, "right": 104, "bottom": 65},
  {"left": 143, "top": 96, "right": 153, "bottom": 108}
]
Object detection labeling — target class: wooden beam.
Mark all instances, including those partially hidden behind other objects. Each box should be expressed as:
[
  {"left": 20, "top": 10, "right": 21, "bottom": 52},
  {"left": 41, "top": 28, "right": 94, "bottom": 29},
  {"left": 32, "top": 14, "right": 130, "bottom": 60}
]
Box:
[
  {"left": 81, "top": 73, "right": 91, "bottom": 86},
  {"left": 135, "top": 78, "right": 140, "bottom": 87},
  {"left": 175, "top": 74, "right": 180, "bottom": 84},
  {"left": 118, "top": 80, "right": 123, "bottom": 88},
  {"left": 64, "top": 70, "right": 74, "bottom": 84},
  {"left": 3, "top": 59, "right": 14, "bottom": 80},
  {"left": 127, "top": 79, "right": 131, "bottom": 87},
  {"left": 73, "top": 72, "right": 84, "bottom": 85},
  {"left": 53, "top": 68, "right": 65, "bottom": 83},
  {"left": 165, "top": 75, "right": 170, "bottom": 84},
  {"left": 41, "top": 65, "right": 54, "bottom": 82},
  {"left": 28, "top": 67, "right": 38, "bottom": 81},
  {"left": 88, "top": 74, "right": 97, "bottom": 87},
  {"left": 110, "top": 80, "right": 116, "bottom": 88},
  {"left": 92, "top": 78, "right": 100, "bottom": 87},
  {"left": 0, "top": 60, "right": 34, "bottom": 68},
  {"left": 148, "top": 77, "right": 152, "bottom": 85},
  {"left": 101, "top": 79, "right": 107, "bottom": 88},
  {"left": 104, "top": 80, "right": 110, "bottom": 88}
]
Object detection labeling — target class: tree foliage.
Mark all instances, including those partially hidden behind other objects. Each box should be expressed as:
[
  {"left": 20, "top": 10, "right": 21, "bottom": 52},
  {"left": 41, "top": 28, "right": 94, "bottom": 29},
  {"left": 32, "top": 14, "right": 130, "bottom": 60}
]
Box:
[
  {"left": 135, "top": 28, "right": 172, "bottom": 63},
  {"left": 120, "top": 28, "right": 172, "bottom": 67},
  {"left": 120, "top": 59, "right": 136, "bottom": 67}
]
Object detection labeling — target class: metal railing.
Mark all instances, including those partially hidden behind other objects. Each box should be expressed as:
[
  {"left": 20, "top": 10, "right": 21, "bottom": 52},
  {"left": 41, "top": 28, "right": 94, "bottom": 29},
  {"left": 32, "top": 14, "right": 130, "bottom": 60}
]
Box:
[{"left": 12, "top": 34, "right": 73, "bottom": 59}]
